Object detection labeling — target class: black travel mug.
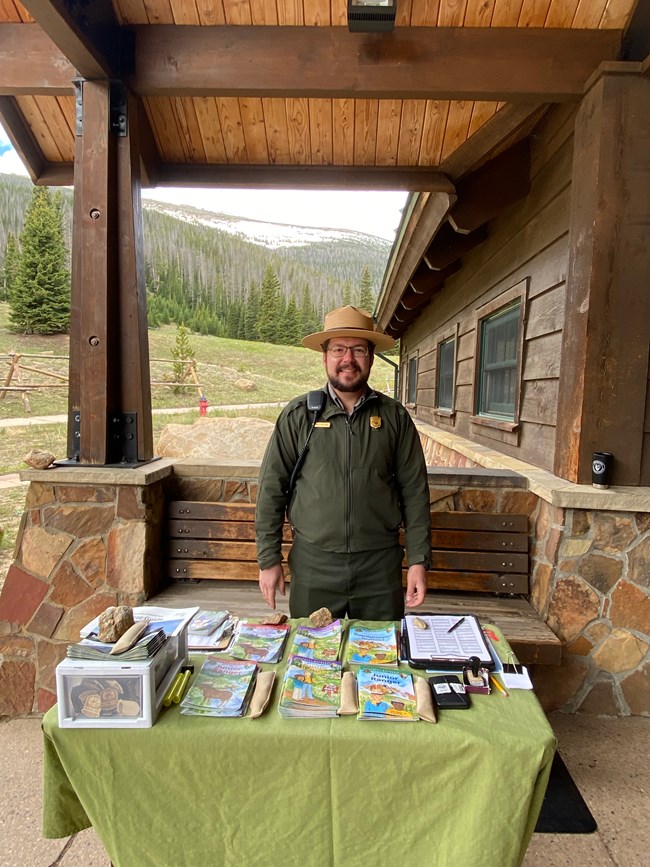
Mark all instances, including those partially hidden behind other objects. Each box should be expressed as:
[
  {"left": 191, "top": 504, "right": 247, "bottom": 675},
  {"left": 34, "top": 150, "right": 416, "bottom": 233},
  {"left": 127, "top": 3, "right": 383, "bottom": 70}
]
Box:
[{"left": 592, "top": 452, "right": 613, "bottom": 489}]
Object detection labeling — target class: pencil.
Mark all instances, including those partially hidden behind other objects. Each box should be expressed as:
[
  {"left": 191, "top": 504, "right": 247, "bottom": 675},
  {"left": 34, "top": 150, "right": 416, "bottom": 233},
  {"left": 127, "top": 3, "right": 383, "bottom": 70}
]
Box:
[
  {"left": 447, "top": 617, "right": 465, "bottom": 633},
  {"left": 490, "top": 675, "right": 509, "bottom": 697}
]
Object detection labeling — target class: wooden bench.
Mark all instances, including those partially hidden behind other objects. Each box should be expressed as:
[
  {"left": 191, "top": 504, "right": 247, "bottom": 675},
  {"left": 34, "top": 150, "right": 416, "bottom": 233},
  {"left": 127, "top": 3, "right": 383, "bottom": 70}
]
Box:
[{"left": 166, "top": 501, "right": 561, "bottom": 666}]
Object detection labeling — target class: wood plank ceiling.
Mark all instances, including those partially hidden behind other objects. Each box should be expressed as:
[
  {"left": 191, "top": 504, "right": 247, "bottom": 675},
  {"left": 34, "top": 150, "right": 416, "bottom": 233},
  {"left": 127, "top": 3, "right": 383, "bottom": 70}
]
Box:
[{"left": 0, "top": 0, "right": 641, "bottom": 333}]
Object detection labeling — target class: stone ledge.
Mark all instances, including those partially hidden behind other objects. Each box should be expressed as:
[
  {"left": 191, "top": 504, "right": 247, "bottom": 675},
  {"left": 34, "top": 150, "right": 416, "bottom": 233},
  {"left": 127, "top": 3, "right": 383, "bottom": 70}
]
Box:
[
  {"left": 170, "top": 459, "right": 261, "bottom": 479},
  {"left": 416, "top": 421, "right": 650, "bottom": 512},
  {"left": 19, "top": 458, "right": 174, "bottom": 487},
  {"left": 426, "top": 466, "right": 527, "bottom": 487}
]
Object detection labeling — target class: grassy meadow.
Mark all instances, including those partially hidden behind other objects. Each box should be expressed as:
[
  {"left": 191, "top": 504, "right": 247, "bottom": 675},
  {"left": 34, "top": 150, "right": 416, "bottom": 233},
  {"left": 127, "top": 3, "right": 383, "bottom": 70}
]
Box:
[{"left": 0, "top": 302, "right": 399, "bottom": 560}]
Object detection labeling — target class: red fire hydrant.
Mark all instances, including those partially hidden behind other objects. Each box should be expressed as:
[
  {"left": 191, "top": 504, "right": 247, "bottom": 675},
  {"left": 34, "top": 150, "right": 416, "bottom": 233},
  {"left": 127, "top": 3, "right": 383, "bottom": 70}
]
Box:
[{"left": 199, "top": 395, "right": 208, "bottom": 417}]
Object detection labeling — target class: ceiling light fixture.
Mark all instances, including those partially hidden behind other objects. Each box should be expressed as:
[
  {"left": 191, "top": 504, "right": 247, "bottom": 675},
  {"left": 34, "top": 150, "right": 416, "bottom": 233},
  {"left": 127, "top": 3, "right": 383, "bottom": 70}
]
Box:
[{"left": 348, "top": 1, "right": 397, "bottom": 33}]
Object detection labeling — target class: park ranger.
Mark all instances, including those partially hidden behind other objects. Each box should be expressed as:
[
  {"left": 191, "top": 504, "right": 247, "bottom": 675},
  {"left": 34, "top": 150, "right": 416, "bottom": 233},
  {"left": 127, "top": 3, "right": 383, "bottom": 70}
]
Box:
[{"left": 255, "top": 305, "right": 431, "bottom": 621}]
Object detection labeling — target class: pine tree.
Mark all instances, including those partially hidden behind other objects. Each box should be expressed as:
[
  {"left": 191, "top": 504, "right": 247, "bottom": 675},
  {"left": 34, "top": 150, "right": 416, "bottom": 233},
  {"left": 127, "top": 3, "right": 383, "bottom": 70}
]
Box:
[
  {"left": 341, "top": 280, "right": 352, "bottom": 307},
  {"left": 9, "top": 187, "right": 70, "bottom": 333},
  {"left": 1, "top": 233, "right": 19, "bottom": 303},
  {"left": 357, "top": 265, "right": 375, "bottom": 314},
  {"left": 171, "top": 323, "right": 195, "bottom": 394},
  {"left": 281, "top": 297, "right": 301, "bottom": 345},
  {"left": 256, "top": 264, "right": 282, "bottom": 343}
]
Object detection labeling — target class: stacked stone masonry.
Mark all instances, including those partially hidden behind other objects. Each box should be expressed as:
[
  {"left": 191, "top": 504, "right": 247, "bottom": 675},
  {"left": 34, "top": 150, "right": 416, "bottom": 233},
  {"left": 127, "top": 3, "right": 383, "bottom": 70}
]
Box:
[
  {"left": 421, "top": 432, "right": 650, "bottom": 717},
  {"left": 0, "top": 480, "right": 166, "bottom": 716}
]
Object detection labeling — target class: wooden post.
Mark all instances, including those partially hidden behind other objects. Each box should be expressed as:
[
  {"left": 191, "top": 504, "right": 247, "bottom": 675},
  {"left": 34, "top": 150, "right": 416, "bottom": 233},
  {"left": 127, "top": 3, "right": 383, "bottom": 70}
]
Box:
[
  {"left": 68, "top": 81, "right": 153, "bottom": 464},
  {"left": 554, "top": 70, "right": 650, "bottom": 485}
]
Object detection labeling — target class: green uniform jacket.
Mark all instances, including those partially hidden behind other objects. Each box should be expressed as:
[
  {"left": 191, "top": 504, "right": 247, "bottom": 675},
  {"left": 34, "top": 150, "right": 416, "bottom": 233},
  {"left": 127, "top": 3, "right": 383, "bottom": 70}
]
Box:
[{"left": 255, "top": 387, "right": 431, "bottom": 571}]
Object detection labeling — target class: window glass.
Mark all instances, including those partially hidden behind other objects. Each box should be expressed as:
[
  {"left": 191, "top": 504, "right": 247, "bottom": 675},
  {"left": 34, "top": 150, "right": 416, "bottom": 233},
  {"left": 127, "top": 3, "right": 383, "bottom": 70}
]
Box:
[
  {"left": 478, "top": 302, "right": 520, "bottom": 419},
  {"left": 407, "top": 356, "right": 418, "bottom": 405},
  {"left": 437, "top": 337, "right": 455, "bottom": 409}
]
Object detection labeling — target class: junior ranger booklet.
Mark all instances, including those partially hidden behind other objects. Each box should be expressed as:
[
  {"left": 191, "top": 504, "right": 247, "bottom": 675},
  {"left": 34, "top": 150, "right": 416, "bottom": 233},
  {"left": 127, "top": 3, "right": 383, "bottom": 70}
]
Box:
[
  {"left": 278, "top": 656, "right": 342, "bottom": 718},
  {"left": 346, "top": 623, "right": 398, "bottom": 666},
  {"left": 357, "top": 667, "right": 418, "bottom": 722},
  {"left": 288, "top": 620, "right": 343, "bottom": 662},
  {"left": 180, "top": 657, "right": 257, "bottom": 718}
]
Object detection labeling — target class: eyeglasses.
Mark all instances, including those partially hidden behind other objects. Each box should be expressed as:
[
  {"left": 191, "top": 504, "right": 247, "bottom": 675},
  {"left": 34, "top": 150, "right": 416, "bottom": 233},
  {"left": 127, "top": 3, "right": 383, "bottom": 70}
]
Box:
[{"left": 326, "top": 344, "right": 370, "bottom": 358}]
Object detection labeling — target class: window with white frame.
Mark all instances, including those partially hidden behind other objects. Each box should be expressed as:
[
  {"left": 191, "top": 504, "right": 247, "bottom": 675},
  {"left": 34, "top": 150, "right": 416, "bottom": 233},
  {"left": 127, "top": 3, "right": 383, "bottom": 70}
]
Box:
[
  {"left": 436, "top": 336, "right": 455, "bottom": 410},
  {"left": 477, "top": 301, "right": 521, "bottom": 420},
  {"left": 407, "top": 355, "right": 418, "bottom": 405}
]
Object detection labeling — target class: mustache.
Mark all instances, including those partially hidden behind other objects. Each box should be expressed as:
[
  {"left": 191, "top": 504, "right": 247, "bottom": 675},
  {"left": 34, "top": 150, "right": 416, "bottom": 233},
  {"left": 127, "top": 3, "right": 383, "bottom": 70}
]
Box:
[{"left": 336, "top": 361, "right": 361, "bottom": 373}]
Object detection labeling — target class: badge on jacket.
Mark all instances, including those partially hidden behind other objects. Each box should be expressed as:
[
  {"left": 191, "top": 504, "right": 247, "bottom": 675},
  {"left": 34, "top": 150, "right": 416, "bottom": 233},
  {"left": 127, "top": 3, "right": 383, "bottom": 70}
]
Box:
[{"left": 370, "top": 416, "right": 382, "bottom": 429}]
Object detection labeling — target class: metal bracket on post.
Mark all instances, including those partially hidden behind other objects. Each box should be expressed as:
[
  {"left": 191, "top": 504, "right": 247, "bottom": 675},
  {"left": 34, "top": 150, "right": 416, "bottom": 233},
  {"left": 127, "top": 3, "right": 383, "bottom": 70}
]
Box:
[
  {"left": 108, "top": 412, "right": 138, "bottom": 465},
  {"left": 70, "top": 410, "right": 81, "bottom": 460},
  {"left": 73, "top": 79, "right": 84, "bottom": 136},
  {"left": 109, "top": 81, "right": 128, "bottom": 136}
]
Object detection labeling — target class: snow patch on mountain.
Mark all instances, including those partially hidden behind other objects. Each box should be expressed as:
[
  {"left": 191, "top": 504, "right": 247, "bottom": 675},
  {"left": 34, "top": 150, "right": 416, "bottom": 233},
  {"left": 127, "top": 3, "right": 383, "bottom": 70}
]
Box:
[{"left": 143, "top": 200, "right": 389, "bottom": 251}]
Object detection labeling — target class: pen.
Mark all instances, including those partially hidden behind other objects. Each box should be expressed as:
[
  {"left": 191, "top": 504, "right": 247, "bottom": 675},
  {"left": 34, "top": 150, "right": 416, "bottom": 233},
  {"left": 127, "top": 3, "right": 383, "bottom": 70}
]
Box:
[
  {"left": 447, "top": 617, "right": 465, "bottom": 633},
  {"left": 490, "top": 675, "right": 509, "bottom": 697}
]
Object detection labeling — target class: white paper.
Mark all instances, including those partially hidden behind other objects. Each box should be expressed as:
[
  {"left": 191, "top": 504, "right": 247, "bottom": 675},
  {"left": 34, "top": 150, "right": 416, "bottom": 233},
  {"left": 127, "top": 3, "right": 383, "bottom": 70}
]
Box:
[
  {"left": 405, "top": 615, "right": 492, "bottom": 665},
  {"left": 502, "top": 667, "right": 533, "bottom": 690}
]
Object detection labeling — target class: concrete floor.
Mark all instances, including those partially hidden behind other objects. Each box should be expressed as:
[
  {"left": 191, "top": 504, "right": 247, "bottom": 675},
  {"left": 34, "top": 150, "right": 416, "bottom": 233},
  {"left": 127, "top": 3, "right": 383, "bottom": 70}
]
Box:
[{"left": 2, "top": 709, "right": 648, "bottom": 866}]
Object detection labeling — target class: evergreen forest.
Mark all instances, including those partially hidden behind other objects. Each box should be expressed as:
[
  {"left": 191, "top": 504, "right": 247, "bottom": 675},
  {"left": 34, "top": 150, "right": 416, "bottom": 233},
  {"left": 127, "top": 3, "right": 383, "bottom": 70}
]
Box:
[{"left": 0, "top": 174, "right": 393, "bottom": 344}]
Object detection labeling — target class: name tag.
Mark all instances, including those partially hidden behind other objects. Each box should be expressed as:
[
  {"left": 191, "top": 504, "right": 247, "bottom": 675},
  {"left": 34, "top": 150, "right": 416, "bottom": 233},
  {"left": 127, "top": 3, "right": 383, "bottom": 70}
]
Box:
[{"left": 314, "top": 421, "right": 331, "bottom": 428}]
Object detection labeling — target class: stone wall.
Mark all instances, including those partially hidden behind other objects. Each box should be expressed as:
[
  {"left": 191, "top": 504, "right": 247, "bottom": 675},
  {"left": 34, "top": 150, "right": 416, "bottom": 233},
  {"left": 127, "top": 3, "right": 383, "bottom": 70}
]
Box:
[
  {"left": 0, "top": 465, "right": 169, "bottom": 716},
  {"left": 418, "top": 423, "right": 650, "bottom": 717}
]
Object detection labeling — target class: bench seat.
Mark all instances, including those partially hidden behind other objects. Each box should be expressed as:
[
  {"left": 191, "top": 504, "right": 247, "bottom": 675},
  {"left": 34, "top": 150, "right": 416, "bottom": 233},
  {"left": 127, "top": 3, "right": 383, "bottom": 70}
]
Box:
[{"left": 166, "top": 500, "right": 561, "bottom": 666}]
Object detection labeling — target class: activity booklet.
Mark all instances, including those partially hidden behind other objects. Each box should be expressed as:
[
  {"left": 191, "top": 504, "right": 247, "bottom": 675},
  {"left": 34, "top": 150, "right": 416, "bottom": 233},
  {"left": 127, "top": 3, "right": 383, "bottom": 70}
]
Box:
[
  {"left": 288, "top": 620, "right": 343, "bottom": 662},
  {"left": 180, "top": 657, "right": 257, "bottom": 718},
  {"left": 357, "top": 667, "right": 418, "bottom": 722},
  {"left": 345, "top": 623, "right": 398, "bottom": 666},
  {"left": 278, "top": 656, "right": 342, "bottom": 718},
  {"left": 229, "top": 622, "right": 290, "bottom": 664}
]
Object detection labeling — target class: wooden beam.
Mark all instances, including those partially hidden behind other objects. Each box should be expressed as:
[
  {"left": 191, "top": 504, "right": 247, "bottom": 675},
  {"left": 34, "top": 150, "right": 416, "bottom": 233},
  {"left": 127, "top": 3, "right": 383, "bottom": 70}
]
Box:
[
  {"left": 449, "top": 139, "right": 531, "bottom": 234},
  {"left": 35, "top": 162, "right": 74, "bottom": 185},
  {"left": 554, "top": 71, "right": 650, "bottom": 485},
  {"left": 440, "top": 103, "right": 546, "bottom": 181},
  {"left": 132, "top": 26, "right": 621, "bottom": 101},
  {"left": 0, "top": 96, "right": 44, "bottom": 181},
  {"left": 19, "top": 1, "right": 128, "bottom": 80},
  {"left": 70, "top": 80, "right": 153, "bottom": 464},
  {"left": 0, "top": 24, "right": 75, "bottom": 94},
  {"left": 408, "top": 262, "right": 460, "bottom": 295},
  {"left": 152, "top": 163, "right": 454, "bottom": 192},
  {"left": 376, "top": 191, "right": 456, "bottom": 331},
  {"left": 423, "top": 222, "right": 487, "bottom": 270}
]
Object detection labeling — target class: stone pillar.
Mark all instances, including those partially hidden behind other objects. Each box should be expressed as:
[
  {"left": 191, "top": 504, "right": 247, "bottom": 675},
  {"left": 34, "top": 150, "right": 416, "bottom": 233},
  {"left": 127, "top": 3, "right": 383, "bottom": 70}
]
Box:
[{"left": 0, "top": 463, "right": 171, "bottom": 715}]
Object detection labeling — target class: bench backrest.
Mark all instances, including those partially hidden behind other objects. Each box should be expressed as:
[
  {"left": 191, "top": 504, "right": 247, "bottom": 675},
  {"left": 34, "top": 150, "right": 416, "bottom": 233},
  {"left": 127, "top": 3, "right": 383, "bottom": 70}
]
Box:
[{"left": 167, "top": 501, "right": 529, "bottom": 595}]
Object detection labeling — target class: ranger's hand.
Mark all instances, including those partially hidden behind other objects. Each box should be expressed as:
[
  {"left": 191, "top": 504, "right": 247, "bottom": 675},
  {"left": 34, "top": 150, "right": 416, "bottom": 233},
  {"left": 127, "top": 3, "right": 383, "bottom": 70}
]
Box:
[
  {"left": 405, "top": 564, "right": 427, "bottom": 608},
  {"left": 259, "top": 563, "right": 286, "bottom": 609}
]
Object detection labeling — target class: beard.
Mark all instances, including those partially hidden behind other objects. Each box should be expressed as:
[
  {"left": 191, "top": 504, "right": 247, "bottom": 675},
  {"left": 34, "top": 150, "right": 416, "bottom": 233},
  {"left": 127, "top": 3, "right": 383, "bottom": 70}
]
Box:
[{"left": 328, "top": 362, "right": 370, "bottom": 393}]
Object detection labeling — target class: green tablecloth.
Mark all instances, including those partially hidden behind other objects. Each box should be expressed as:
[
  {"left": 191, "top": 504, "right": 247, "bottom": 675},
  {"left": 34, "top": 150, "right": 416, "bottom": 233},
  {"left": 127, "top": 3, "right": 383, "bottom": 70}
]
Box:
[{"left": 42, "top": 623, "right": 555, "bottom": 867}]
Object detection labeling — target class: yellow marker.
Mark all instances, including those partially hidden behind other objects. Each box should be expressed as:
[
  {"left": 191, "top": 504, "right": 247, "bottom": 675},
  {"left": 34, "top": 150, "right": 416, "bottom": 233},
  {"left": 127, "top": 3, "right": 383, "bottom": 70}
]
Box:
[
  {"left": 490, "top": 675, "right": 509, "bottom": 698},
  {"left": 163, "top": 672, "right": 184, "bottom": 707},
  {"left": 172, "top": 669, "right": 192, "bottom": 704}
]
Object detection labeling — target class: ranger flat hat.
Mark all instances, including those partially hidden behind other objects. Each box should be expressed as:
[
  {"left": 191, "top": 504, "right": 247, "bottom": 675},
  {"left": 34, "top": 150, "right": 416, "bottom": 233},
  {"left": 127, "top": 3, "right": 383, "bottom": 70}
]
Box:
[{"left": 301, "top": 305, "right": 396, "bottom": 352}]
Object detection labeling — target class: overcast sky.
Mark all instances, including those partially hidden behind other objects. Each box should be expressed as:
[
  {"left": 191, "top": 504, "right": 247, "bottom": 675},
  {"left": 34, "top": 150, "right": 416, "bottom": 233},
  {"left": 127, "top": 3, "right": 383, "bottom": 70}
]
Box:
[{"left": 0, "top": 124, "right": 408, "bottom": 242}]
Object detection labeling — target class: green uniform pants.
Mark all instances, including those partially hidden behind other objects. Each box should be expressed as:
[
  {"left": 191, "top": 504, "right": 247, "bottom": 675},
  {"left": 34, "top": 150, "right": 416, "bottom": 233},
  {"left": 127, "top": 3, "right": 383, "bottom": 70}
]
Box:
[{"left": 287, "top": 536, "right": 405, "bottom": 620}]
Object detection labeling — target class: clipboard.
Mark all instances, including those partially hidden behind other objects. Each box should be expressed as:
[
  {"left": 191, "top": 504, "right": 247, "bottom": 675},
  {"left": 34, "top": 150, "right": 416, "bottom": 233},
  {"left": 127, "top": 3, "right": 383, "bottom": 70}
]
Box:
[{"left": 401, "top": 614, "right": 495, "bottom": 671}]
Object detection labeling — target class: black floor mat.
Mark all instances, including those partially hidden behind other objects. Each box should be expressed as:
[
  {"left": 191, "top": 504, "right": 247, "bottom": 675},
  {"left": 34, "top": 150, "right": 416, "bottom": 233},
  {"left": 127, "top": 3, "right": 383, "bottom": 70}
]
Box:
[{"left": 534, "top": 751, "right": 598, "bottom": 834}]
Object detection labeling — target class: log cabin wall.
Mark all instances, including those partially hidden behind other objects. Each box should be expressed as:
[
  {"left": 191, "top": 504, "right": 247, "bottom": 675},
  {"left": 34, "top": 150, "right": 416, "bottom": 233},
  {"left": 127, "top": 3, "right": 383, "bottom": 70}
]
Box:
[{"left": 400, "top": 103, "right": 576, "bottom": 474}]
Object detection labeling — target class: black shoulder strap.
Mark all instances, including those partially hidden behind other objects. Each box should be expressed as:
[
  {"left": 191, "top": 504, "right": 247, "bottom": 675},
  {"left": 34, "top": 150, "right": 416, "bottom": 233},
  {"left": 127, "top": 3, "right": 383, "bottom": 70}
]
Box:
[{"left": 287, "top": 390, "right": 326, "bottom": 498}]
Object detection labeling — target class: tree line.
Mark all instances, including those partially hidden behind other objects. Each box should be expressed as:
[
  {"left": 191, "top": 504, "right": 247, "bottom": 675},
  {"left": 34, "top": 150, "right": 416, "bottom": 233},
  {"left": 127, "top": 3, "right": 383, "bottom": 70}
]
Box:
[{"left": 1, "top": 182, "right": 385, "bottom": 344}]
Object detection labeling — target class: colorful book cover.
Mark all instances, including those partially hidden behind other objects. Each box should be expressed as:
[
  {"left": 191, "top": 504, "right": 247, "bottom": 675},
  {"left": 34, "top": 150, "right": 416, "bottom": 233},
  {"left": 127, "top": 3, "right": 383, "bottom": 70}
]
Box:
[
  {"left": 188, "top": 610, "right": 230, "bottom": 636},
  {"left": 229, "top": 622, "right": 290, "bottom": 664},
  {"left": 278, "top": 656, "right": 342, "bottom": 718},
  {"left": 181, "top": 657, "right": 257, "bottom": 717},
  {"left": 357, "top": 667, "right": 418, "bottom": 722},
  {"left": 346, "top": 624, "right": 398, "bottom": 666},
  {"left": 288, "top": 620, "right": 343, "bottom": 662}
]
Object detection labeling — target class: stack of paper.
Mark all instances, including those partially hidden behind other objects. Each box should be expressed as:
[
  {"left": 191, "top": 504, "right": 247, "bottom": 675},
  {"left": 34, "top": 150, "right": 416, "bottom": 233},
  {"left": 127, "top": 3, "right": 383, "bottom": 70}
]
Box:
[
  {"left": 180, "top": 657, "right": 257, "bottom": 718},
  {"left": 278, "top": 656, "right": 342, "bottom": 718},
  {"left": 287, "top": 620, "right": 343, "bottom": 662},
  {"left": 187, "top": 610, "right": 237, "bottom": 651},
  {"left": 66, "top": 628, "right": 167, "bottom": 661},
  {"left": 80, "top": 605, "right": 199, "bottom": 641},
  {"left": 345, "top": 623, "right": 398, "bottom": 666},
  {"left": 229, "top": 622, "right": 290, "bottom": 664},
  {"left": 357, "top": 667, "right": 418, "bottom": 722}
]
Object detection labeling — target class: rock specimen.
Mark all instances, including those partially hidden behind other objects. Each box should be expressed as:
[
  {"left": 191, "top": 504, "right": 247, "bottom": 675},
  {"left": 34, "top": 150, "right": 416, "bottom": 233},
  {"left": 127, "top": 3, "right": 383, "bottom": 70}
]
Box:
[
  {"left": 98, "top": 605, "right": 134, "bottom": 643},
  {"left": 309, "top": 607, "right": 333, "bottom": 627},
  {"left": 23, "top": 449, "right": 56, "bottom": 469}
]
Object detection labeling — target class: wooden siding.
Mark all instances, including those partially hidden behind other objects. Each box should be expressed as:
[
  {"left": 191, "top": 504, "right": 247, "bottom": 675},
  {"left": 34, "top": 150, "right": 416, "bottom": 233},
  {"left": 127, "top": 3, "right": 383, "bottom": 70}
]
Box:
[{"left": 404, "top": 104, "right": 575, "bottom": 472}]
